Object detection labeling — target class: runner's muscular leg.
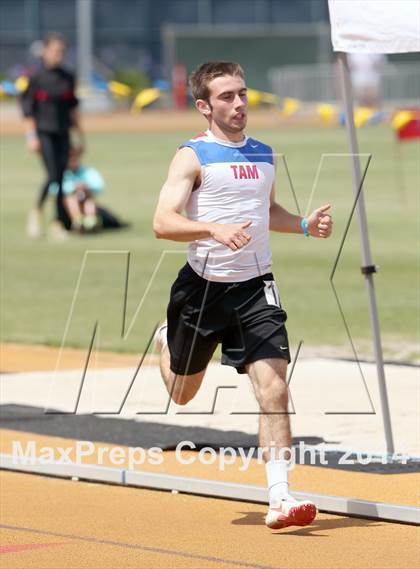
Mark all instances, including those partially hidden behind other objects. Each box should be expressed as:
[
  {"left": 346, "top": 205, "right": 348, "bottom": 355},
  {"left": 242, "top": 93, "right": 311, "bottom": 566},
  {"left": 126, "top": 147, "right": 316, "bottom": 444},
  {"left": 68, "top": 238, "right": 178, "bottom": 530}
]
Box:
[
  {"left": 159, "top": 345, "right": 206, "bottom": 405},
  {"left": 246, "top": 358, "right": 292, "bottom": 461}
]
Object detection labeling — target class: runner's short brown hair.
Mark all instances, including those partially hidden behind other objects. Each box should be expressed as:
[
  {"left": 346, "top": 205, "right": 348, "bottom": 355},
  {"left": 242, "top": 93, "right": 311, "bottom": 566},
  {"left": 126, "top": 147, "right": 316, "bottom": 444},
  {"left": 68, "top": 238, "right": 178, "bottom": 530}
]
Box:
[{"left": 189, "top": 61, "right": 245, "bottom": 101}]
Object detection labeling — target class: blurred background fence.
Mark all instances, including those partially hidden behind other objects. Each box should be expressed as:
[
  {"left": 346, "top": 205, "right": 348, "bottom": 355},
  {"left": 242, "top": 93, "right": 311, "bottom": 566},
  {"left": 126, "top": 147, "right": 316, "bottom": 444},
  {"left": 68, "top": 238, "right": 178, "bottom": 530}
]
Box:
[
  {"left": 269, "top": 62, "right": 420, "bottom": 103},
  {"left": 1, "top": 0, "right": 328, "bottom": 75},
  {"left": 1, "top": 0, "right": 418, "bottom": 107},
  {"left": 162, "top": 23, "right": 331, "bottom": 91}
]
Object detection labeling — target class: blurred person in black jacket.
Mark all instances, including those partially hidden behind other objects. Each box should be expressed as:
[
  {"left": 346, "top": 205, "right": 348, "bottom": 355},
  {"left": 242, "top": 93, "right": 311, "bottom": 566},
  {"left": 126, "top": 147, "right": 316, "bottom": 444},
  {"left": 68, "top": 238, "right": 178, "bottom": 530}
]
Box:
[{"left": 21, "top": 32, "right": 85, "bottom": 239}]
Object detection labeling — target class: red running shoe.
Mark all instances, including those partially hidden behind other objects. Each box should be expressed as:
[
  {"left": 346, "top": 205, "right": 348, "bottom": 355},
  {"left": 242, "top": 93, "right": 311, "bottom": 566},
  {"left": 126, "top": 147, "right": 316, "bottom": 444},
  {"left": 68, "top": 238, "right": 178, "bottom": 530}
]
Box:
[{"left": 265, "top": 496, "right": 317, "bottom": 530}]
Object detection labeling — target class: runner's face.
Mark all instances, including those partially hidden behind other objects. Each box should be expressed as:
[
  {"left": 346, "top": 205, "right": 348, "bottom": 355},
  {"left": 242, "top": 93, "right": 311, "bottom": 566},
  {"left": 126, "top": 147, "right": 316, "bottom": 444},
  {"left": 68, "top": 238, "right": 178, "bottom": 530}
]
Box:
[{"left": 205, "top": 75, "right": 248, "bottom": 133}]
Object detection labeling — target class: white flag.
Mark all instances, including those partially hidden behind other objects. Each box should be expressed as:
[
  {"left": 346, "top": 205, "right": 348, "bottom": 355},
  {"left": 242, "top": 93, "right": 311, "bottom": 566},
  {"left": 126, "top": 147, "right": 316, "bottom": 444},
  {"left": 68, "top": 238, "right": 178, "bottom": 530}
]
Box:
[{"left": 328, "top": 0, "right": 420, "bottom": 53}]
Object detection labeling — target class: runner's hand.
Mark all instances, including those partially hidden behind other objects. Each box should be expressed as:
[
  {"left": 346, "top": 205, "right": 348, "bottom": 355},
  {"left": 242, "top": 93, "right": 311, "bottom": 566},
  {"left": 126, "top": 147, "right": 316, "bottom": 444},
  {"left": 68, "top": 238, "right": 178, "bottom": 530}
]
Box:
[
  {"left": 306, "top": 204, "right": 333, "bottom": 238},
  {"left": 211, "top": 220, "right": 252, "bottom": 251}
]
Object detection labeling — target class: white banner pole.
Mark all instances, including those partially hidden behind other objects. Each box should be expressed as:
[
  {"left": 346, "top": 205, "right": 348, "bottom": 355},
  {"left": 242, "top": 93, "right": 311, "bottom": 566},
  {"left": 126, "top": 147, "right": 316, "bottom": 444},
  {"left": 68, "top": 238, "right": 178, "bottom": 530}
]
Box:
[{"left": 337, "top": 51, "right": 395, "bottom": 454}]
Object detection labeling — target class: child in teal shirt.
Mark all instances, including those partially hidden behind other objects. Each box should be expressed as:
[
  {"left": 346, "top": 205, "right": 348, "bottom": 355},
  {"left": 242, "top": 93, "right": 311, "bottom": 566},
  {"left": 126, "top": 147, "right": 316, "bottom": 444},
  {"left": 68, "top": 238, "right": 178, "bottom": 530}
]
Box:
[{"left": 49, "top": 147, "right": 104, "bottom": 232}]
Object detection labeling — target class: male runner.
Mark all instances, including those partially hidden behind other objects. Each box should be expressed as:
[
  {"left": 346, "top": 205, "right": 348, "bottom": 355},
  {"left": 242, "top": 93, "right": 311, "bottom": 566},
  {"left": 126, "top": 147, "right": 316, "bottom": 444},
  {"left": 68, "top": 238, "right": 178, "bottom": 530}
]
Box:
[{"left": 153, "top": 61, "right": 332, "bottom": 529}]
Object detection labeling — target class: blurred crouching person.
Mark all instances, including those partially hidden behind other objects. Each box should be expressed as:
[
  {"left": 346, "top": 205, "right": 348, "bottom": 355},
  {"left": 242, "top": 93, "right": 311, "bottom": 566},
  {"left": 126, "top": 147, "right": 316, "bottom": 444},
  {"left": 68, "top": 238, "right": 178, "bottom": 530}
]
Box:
[{"left": 49, "top": 146, "right": 104, "bottom": 233}]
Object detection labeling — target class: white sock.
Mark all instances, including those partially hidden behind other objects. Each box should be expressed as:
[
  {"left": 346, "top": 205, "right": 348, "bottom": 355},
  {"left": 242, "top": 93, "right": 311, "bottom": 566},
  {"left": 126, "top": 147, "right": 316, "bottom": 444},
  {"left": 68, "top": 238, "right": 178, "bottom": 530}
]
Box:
[{"left": 265, "top": 459, "right": 290, "bottom": 507}]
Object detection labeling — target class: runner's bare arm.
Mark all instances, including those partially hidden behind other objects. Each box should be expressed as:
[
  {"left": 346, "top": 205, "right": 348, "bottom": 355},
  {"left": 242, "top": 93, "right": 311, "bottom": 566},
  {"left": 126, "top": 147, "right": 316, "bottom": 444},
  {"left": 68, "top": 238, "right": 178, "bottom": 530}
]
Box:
[
  {"left": 153, "top": 147, "right": 252, "bottom": 249},
  {"left": 269, "top": 182, "right": 303, "bottom": 233},
  {"left": 269, "top": 182, "right": 332, "bottom": 238}
]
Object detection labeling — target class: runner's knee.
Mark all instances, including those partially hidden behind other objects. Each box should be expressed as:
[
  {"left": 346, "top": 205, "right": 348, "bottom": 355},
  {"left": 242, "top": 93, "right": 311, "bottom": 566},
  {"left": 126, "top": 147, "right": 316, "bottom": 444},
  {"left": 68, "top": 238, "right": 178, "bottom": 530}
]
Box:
[
  {"left": 169, "top": 370, "right": 205, "bottom": 405},
  {"left": 256, "top": 375, "right": 288, "bottom": 412}
]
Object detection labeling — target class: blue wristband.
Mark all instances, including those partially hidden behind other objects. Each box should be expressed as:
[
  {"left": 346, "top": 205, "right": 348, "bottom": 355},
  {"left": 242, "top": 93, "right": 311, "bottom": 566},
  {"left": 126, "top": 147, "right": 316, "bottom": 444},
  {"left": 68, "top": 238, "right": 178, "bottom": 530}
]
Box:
[{"left": 301, "top": 217, "right": 310, "bottom": 238}]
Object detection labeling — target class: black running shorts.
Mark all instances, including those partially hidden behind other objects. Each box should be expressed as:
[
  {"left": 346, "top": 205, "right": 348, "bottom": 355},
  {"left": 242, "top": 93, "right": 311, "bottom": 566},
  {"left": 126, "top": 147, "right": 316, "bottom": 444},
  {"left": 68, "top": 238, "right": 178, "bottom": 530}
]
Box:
[{"left": 167, "top": 263, "right": 291, "bottom": 375}]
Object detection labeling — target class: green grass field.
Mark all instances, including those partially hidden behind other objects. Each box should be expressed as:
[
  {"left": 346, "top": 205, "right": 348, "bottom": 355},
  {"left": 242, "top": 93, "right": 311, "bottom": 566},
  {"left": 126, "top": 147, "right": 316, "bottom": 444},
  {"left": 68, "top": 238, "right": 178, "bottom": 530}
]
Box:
[{"left": 1, "top": 123, "right": 419, "bottom": 362}]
